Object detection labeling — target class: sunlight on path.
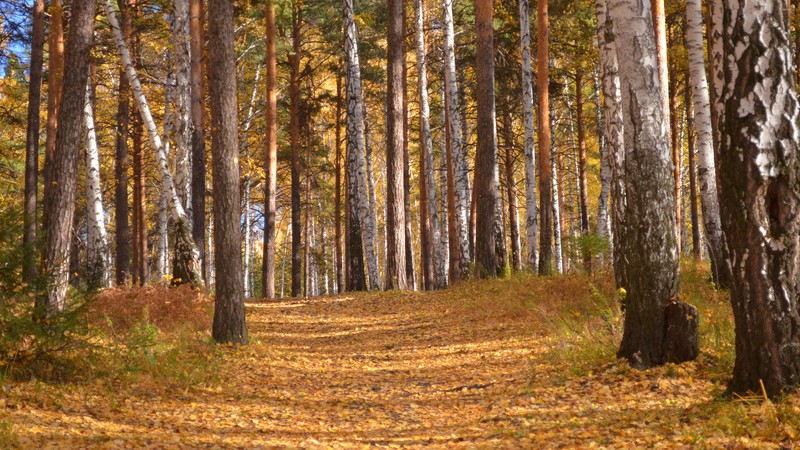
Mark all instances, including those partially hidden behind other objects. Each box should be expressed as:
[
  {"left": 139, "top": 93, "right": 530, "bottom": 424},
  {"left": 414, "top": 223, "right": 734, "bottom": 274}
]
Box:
[{"left": 3, "top": 290, "right": 724, "bottom": 448}]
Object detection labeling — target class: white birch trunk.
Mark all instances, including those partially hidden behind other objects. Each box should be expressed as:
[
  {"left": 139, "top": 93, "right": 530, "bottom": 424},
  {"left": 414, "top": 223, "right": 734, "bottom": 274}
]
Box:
[
  {"left": 172, "top": 0, "right": 193, "bottom": 225},
  {"left": 442, "top": 0, "right": 471, "bottom": 279},
  {"left": 550, "top": 100, "right": 564, "bottom": 275},
  {"left": 103, "top": 0, "right": 203, "bottom": 287},
  {"left": 83, "top": 77, "right": 111, "bottom": 288},
  {"left": 593, "top": 69, "right": 611, "bottom": 246},
  {"left": 158, "top": 82, "right": 172, "bottom": 282},
  {"left": 686, "top": 0, "right": 726, "bottom": 282},
  {"left": 344, "top": 0, "right": 380, "bottom": 290},
  {"left": 519, "top": 0, "right": 539, "bottom": 271},
  {"left": 415, "top": 0, "right": 446, "bottom": 289},
  {"left": 439, "top": 89, "right": 451, "bottom": 283}
]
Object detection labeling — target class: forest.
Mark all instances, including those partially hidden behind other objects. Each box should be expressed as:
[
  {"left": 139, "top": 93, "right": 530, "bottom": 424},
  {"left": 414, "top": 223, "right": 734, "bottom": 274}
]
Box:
[{"left": 2, "top": 0, "right": 800, "bottom": 446}]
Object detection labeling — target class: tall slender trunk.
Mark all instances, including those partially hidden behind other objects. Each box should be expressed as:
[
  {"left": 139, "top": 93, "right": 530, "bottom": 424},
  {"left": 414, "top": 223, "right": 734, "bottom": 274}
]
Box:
[
  {"left": 503, "top": 108, "right": 521, "bottom": 271},
  {"left": 550, "top": 104, "right": 563, "bottom": 275},
  {"left": 241, "top": 66, "right": 260, "bottom": 298},
  {"left": 262, "top": 0, "right": 278, "bottom": 298},
  {"left": 83, "top": 69, "right": 112, "bottom": 289},
  {"left": 343, "top": 0, "right": 377, "bottom": 290},
  {"left": 23, "top": 0, "right": 45, "bottom": 283},
  {"left": 43, "top": 0, "right": 64, "bottom": 218},
  {"left": 334, "top": 71, "right": 345, "bottom": 293},
  {"left": 575, "top": 71, "right": 589, "bottom": 235},
  {"left": 594, "top": 68, "right": 611, "bottom": 253},
  {"left": 442, "top": 0, "right": 471, "bottom": 280},
  {"left": 38, "top": 0, "right": 96, "bottom": 315},
  {"left": 114, "top": 0, "right": 133, "bottom": 285},
  {"left": 686, "top": 0, "right": 729, "bottom": 287},
  {"left": 609, "top": 0, "right": 697, "bottom": 367},
  {"left": 474, "top": 0, "right": 499, "bottom": 277},
  {"left": 190, "top": 0, "right": 206, "bottom": 280},
  {"left": 385, "top": 0, "right": 408, "bottom": 290},
  {"left": 537, "top": 0, "right": 553, "bottom": 275},
  {"left": 289, "top": 2, "right": 303, "bottom": 298},
  {"left": 132, "top": 93, "right": 146, "bottom": 285},
  {"left": 668, "top": 32, "right": 681, "bottom": 254},
  {"left": 208, "top": 0, "right": 247, "bottom": 343},
  {"left": 439, "top": 83, "right": 451, "bottom": 284},
  {"left": 104, "top": 0, "right": 203, "bottom": 287},
  {"left": 685, "top": 71, "right": 701, "bottom": 259},
  {"left": 519, "top": 0, "right": 538, "bottom": 271},
  {"left": 595, "top": 0, "right": 627, "bottom": 290}
]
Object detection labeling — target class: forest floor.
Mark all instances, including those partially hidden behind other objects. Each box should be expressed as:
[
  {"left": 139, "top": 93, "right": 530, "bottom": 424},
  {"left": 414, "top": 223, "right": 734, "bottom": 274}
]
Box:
[{"left": 3, "top": 265, "right": 800, "bottom": 448}]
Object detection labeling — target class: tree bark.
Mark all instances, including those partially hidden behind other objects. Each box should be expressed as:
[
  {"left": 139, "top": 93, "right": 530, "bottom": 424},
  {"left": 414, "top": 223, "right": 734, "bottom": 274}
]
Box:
[
  {"left": 262, "top": 0, "right": 278, "bottom": 298},
  {"left": 595, "top": 0, "right": 627, "bottom": 290},
  {"left": 474, "top": 0, "right": 499, "bottom": 277},
  {"left": 385, "top": 0, "right": 408, "bottom": 290},
  {"left": 42, "top": 0, "right": 64, "bottom": 219},
  {"left": 593, "top": 69, "right": 611, "bottom": 252},
  {"left": 442, "top": 0, "right": 471, "bottom": 281},
  {"left": 104, "top": 0, "right": 203, "bottom": 287},
  {"left": 83, "top": 69, "right": 112, "bottom": 289},
  {"left": 289, "top": 2, "right": 302, "bottom": 298},
  {"left": 344, "top": 0, "right": 377, "bottom": 290},
  {"left": 190, "top": 0, "right": 206, "bottom": 280},
  {"left": 334, "top": 71, "right": 345, "bottom": 293},
  {"left": 575, "top": 71, "right": 590, "bottom": 235},
  {"left": 23, "top": 0, "right": 45, "bottom": 283},
  {"left": 208, "top": 0, "right": 247, "bottom": 344},
  {"left": 686, "top": 0, "right": 729, "bottom": 286},
  {"left": 685, "top": 78, "right": 701, "bottom": 259},
  {"left": 38, "top": 0, "right": 96, "bottom": 315},
  {"left": 718, "top": 0, "right": 800, "bottom": 399},
  {"left": 114, "top": 0, "right": 133, "bottom": 285},
  {"left": 537, "top": 0, "right": 553, "bottom": 275},
  {"left": 519, "top": 0, "right": 538, "bottom": 272},
  {"left": 503, "top": 108, "right": 522, "bottom": 271},
  {"left": 609, "top": 0, "right": 697, "bottom": 367}
]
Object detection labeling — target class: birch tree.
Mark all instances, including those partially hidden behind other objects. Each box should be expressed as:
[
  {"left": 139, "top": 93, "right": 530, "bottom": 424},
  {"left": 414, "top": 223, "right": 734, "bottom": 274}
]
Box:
[
  {"left": 519, "top": 0, "right": 538, "bottom": 271},
  {"left": 442, "top": 0, "right": 471, "bottom": 281},
  {"left": 172, "top": 0, "right": 193, "bottom": 229},
  {"left": 83, "top": 73, "right": 112, "bottom": 289},
  {"left": 595, "top": 0, "right": 627, "bottom": 290},
  {"left": 609, "top": 0, "right": 698, "bottom": 367},
  {"left": 685, "top": 0, "right": 729, "bottom": 288},
  {"left": 717, "top": 0, "right": 800, "bottom": 399},
  {"left": 103, "top": 0, "right": 203, "bottom": 287},
  {"left": 344, "top": 0, "right": 380, "bottom": 290}
]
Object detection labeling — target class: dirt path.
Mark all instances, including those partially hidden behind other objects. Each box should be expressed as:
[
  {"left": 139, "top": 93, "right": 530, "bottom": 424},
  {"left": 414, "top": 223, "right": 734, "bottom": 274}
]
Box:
[{"left": 3, "top": 288, "right": 734, "bottom": 448}]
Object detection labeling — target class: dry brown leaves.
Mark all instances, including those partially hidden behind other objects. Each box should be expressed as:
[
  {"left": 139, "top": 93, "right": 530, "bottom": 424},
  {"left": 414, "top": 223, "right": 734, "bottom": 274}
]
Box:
[{"left": 2, "top": 277, "right": 799, "bottom": 448}]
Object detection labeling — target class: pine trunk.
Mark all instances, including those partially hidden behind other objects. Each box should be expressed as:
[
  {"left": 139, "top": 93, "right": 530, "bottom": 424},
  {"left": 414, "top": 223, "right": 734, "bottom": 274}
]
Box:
[
  {"left": 289, "top": 4, "right": 303, "bottom": 298},
  {"left": 209, "top": 0, "right": 247, "bottom": 344},
  {"left": 262, "top": 0, "right": 278, "bottom": 298},
  {"left": 114, "top": 0, "right": 133, "bottom": 285},
  {"left": 23, "top": 0, "right": 45, "bottom": 283},
  {"left": 503, "top": 109, "right": 522, "bottom": 272},
  {"left": 190, "top": 0, "right": 206, "bottom": 280},
  {"left": 39, "top": 0, "right": 96, "bottom": 315},
  {"left": 334, "top": 72, "right": 345, "bottom": 293},
  {"left": 537, "top": 0, "right": 553, "bottom": 275},
  {"left": 42, "top": 0, "right": 64, "bottom": 218}
]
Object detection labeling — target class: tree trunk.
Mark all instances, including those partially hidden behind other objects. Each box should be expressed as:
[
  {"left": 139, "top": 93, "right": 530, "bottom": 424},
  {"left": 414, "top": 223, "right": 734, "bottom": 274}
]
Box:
[
  {"left": 503, "top": 109, "right": 522, "bottom": 271},
  {"left": 208, "top": 0, "right": 247, "bottom": 344},
  {"left": 171, "top": 0, "right": 194, "bottom": 285},
  {"left": 595, "top": 0, "right": 627, "bottom": 290},
  {"left": 289, "top": 3, "right": 303, "bottom": 298},
  {"left": 114, "top": 0, "right": 132, "bottom": 285},
  {"left": 262, "top": 0, "right": 278, "bottom": 298},
  {"left": 550, "top": 106, "right": 563, "bottom": 275},
  {"left": 190, "top": 0, "right": 206, "bottom": 281},
  {"left": 609, "top": 0, "right": 697, "bottom": 367},
  {"left": 686, "top": 0, "right": 729, "bottom": 287},
  {"left": 42, "top": 0, "right": 64, "bottom": 219},
  {"left": 23, "top": 0, "right": 45, "bottom": 283},
  {"left": 717, "top": 0, "right": 800, "bottom": 399},
  {"left": 575, "top": 71, "right": 590, "bottom": 235},
  {"left": 474, "top": 0, "right": 499, "bottom": 278},
  {"left": 132, "top": 90, "right": 146, "bottom": 285},
  {"left": 593, "top": 69, "right": 611, "bottom": 252},
  {"left": 537, "top": 0, "right": 553, "bottom": 275},
  {"left": 334, "top": 71, "right": 345, "bottom": 293},
  {"left": 442, "top": 0, "right": 471, "bottom": 281},
  {"left": 519, "top": 0, "right": 538, "bottom": 272},
  {"left": 385, "top": 0, "right": 408, "bottom": 290},
  {"left": 104, "top": 0, "right": 203, "bottom": 287},
  {"left": 83, "top": 70, "right": 112, "bottom": 289},
  {"left": 38, "top": 0, "right": 96, "bottom": 316},
  {"left": 344, "top": 0, "right": 377, "bottom": 290},
  {"left": 685, "top": 71, "right": 701, "bottom": 259},
  {"left": 241, "top": 65, "right": 260, "bottom": 298},
  {"left": 402, "top": 11, "right": 416, "bottom": 290}
]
